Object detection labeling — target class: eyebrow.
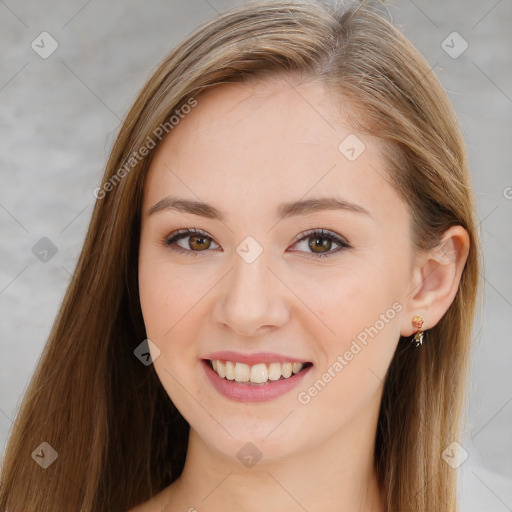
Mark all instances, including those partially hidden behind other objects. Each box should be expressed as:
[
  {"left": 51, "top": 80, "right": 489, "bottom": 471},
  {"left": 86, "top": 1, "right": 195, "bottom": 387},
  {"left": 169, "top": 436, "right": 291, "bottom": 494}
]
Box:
[{"left": 147, "top": 195, "right": 372, "bottom": 220}]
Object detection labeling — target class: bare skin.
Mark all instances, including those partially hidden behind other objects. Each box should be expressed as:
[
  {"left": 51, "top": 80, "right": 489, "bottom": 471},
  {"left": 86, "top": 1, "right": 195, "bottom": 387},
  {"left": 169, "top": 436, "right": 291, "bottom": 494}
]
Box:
[{"left": 131, "top": 76, "right": 469, "bottom": 512}]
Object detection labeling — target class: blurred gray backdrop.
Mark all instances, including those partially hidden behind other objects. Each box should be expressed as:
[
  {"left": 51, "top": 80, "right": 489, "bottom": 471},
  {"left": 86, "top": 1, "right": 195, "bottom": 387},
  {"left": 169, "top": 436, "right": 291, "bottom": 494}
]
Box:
[{"left": 1, "top": 0, "right": 511, "bottom": 509}]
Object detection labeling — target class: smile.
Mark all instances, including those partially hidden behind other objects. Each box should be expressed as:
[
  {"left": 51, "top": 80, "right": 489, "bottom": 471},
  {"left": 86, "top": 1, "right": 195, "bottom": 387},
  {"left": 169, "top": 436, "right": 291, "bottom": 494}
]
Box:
[
  {"left": 201, "top": 356, "right": 313, "bottom": 402},
  {"left": 208, "top": 359, "right": 312, "bottom": 384}
]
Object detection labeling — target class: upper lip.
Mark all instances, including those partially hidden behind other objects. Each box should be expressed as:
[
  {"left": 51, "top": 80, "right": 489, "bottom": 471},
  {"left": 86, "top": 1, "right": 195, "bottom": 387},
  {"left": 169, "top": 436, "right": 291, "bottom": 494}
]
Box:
[{"left": 203, "top": 351, "right": 311, "bottom": 365}]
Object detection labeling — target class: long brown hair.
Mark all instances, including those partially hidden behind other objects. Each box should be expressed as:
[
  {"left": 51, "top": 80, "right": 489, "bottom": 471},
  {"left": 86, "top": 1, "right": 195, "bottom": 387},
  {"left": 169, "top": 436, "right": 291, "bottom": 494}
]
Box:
[{"left": 0, "top": 1, "right": 481, "bottom": 510}]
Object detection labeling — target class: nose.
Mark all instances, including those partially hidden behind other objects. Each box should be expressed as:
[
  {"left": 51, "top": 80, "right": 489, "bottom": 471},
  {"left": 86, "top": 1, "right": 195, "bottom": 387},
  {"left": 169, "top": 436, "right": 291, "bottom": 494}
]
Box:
[{"left": 212, "top": 250, "right": 290, "bottom": 337}]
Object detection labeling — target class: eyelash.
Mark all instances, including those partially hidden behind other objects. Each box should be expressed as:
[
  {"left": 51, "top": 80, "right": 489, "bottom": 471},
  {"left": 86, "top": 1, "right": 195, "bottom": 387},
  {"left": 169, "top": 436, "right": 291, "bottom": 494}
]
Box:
[{"left": 162, "top": 228, "right": 350, "bottom": 259}]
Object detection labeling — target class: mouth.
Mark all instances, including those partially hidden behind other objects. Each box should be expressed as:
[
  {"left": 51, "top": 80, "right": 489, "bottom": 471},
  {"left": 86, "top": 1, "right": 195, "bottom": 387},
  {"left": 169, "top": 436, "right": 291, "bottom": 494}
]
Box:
[{"left": 203, "top": 358, "right": 313, "bottom": 386}]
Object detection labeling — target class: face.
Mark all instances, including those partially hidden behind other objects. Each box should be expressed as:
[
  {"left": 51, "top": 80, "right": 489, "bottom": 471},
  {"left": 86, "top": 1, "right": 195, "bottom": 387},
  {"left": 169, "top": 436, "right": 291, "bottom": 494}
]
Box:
[{"left": 138, "top": 77, "right": 414, "bottom": 462}]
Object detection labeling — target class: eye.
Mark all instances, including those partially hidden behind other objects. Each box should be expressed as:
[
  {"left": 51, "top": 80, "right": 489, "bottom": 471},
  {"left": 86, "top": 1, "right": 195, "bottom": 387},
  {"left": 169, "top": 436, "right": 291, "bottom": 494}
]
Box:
[
  {"left": 289, "top": 229, "right": 350, "bottom": 258},
  {"left": 163, "top": 228, "right": 220, "bottom": 257},
  {"left": 163, "top": 227, "right": 350, "bottom": 258}
]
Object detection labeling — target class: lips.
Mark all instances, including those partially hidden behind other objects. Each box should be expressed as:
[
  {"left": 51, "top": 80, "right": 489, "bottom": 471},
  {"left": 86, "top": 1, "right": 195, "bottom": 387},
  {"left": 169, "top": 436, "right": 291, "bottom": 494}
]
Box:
[
  {"left": 201, "top": 351, "right": 313, "bottom": 402},
  {"left": 204, "top": 350, "right": 310, "bottom": 366}
]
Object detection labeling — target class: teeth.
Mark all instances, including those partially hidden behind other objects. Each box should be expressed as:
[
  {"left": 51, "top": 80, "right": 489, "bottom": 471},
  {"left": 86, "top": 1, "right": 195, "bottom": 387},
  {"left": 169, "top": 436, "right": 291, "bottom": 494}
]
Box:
[
  {"left": 225, "top": 361, "right": 235, "bottom": 380},
  {"left": 209, "top": 360, "right": 306, "bottom": 383},
  {"left": 268, "top": 362, "right": 281, "bottom": 381},
  {"left": 234, "top": 362, "right": 250, "bottom": 382},
  {"left": 217, "top": 361, "right": 226, "bottom": 378},
  {"left": 250, "top": 363, "right": 268, "bottom": 384},
  {"left": 281, "top": 362, "right": 292, "bottom": 378}
]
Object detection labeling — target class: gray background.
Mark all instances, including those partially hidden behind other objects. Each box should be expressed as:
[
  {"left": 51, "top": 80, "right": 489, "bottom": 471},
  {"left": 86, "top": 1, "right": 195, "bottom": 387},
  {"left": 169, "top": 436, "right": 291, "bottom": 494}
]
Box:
[{"left": 1, "top": 0, "right": 511, "bottom": 509}]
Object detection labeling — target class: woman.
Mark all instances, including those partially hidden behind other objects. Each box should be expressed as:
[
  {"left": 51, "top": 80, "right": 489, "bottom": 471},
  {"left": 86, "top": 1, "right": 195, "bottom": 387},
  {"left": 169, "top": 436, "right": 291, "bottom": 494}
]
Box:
[{"left": 0, "top": 1, "right": 481, "bottom": 511}]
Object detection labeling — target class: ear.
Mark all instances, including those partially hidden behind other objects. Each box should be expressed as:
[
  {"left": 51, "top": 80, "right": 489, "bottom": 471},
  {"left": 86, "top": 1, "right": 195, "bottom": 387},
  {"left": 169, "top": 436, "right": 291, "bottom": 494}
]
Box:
[{"left": 400, "top": 225, "right": 470, "bottom": 337}]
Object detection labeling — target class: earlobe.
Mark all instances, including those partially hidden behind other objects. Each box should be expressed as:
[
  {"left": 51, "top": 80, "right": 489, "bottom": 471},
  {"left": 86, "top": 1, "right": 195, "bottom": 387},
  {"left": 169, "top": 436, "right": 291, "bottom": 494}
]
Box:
[{"left": 400, "top": 225, "right": 470, "bottom": 338}]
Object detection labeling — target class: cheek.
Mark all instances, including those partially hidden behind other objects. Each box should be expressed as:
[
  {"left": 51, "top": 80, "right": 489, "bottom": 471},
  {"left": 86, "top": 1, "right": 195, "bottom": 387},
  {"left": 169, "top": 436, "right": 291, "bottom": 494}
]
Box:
[
  {"left": 138, "top": 257, "right": 217, "bottom": 387},
  {"left": 289, "top": 258, "right": 401, "bottom": 345},
  {"left": 290, "top": 257, "right": 403, "bottom": 407},
  {"left": 138, "top": 260, "right": 207, "bottom": 417},
  {"left": 139, "top": 256, "right": 204, "bottom": 340}
]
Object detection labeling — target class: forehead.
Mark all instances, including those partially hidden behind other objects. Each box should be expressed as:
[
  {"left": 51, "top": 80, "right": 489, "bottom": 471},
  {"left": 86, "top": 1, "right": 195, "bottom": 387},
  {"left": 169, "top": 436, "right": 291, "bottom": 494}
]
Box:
[
  {"left": 159, "top": 78, "right": 355, "bottom": 165},
  {"left": 143, "top": 78, "right": 401, "bottom": 223}
]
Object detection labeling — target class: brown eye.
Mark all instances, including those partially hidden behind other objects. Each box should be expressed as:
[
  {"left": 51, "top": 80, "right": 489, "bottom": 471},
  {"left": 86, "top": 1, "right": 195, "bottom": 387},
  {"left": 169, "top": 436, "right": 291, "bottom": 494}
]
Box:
[
  {"left": 308, "top": 236, "right": 332, "bottom": 254},
  {"left": 290, "top": 229, "right": 350, "bottom": 258},
  {"left": 188, "top": 235, "right": 212, "bottom": 251},
  {"left": 164, "top": 228, "right": 220, "bottom": 256}
]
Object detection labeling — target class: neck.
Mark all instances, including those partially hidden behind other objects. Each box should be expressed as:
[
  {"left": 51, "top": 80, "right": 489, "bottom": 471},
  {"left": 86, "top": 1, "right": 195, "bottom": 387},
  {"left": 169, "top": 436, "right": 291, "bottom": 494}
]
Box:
[{"left": 162, "top": 389, "right": 386, "bottom": 512}]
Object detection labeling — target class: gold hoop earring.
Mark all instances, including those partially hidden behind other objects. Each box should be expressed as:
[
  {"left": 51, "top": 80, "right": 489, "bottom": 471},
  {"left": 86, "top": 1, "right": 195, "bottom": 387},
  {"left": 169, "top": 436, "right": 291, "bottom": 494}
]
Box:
[{"left": 411, "top": 315, "right": 425, "bottom": 347}]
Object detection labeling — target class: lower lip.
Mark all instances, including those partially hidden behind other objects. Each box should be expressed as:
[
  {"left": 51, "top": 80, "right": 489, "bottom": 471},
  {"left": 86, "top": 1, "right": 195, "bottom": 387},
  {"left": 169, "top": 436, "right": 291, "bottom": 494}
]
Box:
[{"left": 201, "top": 360, "right": 312, "bottom": 403}]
